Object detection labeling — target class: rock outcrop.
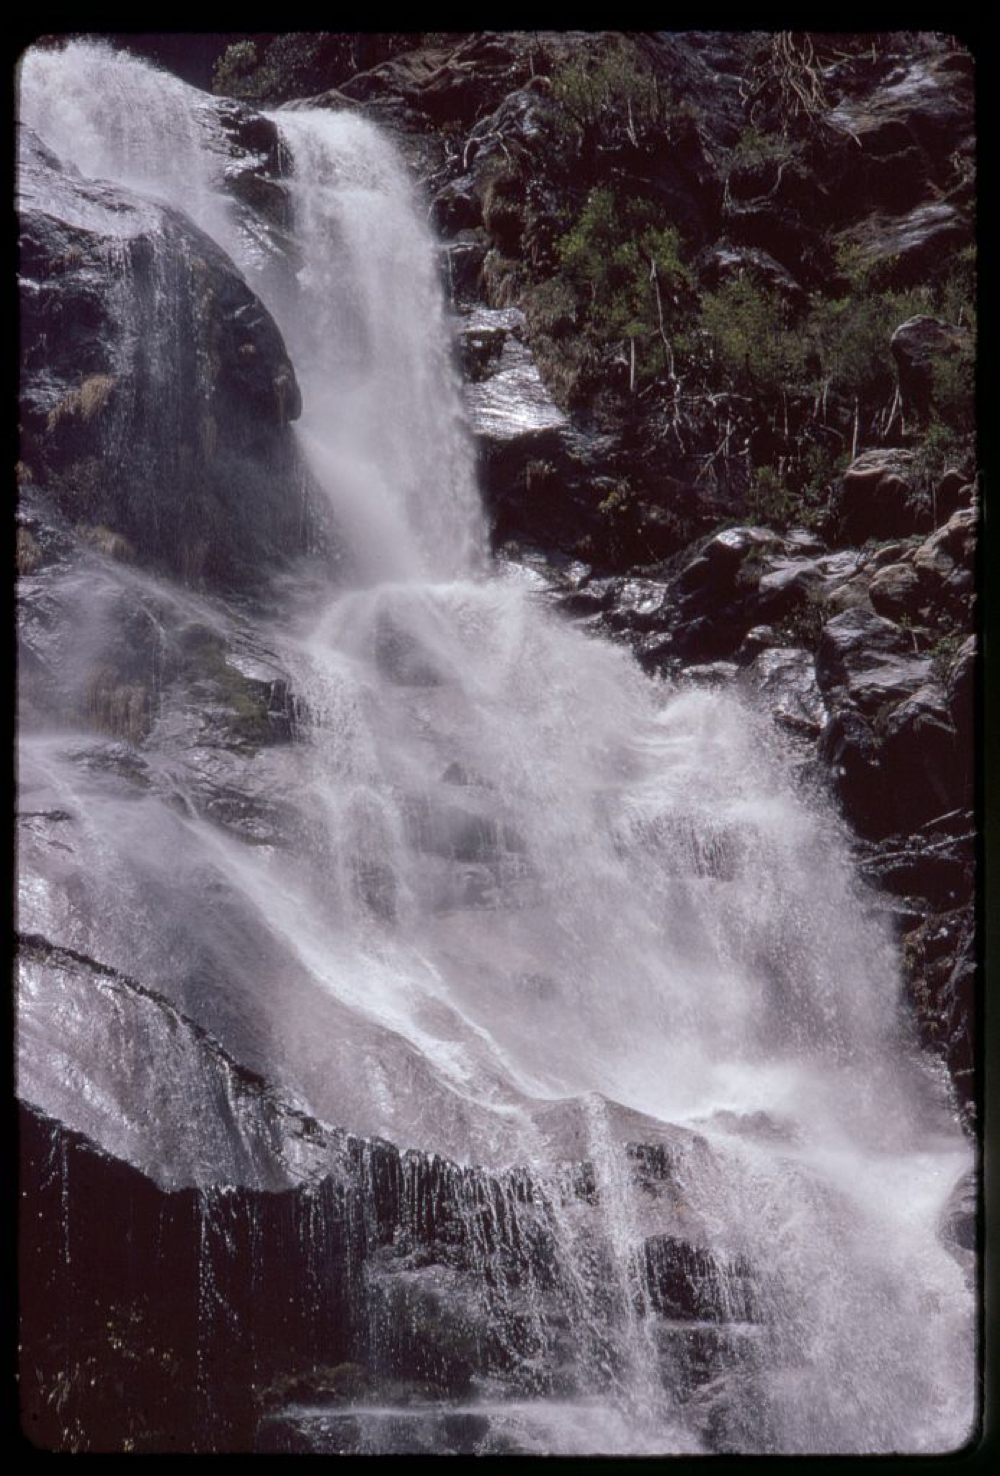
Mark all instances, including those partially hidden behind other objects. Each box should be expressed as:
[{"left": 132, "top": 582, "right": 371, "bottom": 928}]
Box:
[
  {"left": 18, "top": 124, "right": 317, "bottom": 592},
  {"left": 19, "top": 1061, "right": 757, "bottom": 1452}
]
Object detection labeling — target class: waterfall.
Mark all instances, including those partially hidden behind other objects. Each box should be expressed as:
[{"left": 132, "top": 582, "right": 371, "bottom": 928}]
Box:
[{"left": 17, "top": 41, "right": 976, "bottom": 1455}]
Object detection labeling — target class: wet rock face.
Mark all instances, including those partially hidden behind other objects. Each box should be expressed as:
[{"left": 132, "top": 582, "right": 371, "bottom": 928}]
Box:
[
  {"left": 813, "top": 609, "right": 968, "bottom": 838},
  {"left": 18, "top": 126, "right": 316, "bottom": 593},
  {"left": 824, "top": 48, "right": 974, "bottom": 218},
  {"left": 19, "top": 1092, "right": 760, "bottom": 1454}
]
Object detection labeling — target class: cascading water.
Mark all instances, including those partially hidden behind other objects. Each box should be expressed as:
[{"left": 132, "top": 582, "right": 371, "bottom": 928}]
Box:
[{"left": 17, "top": 41, "right": 976, "bottom": 1454}]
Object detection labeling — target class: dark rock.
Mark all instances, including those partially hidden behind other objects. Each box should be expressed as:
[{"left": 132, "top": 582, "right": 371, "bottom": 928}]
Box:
[
  {"left": 837, "top": 204, "right": 969, "bottom": 287},
  {"left": 721, "top": 152, "right": 826, "bottom": 281},
  {"left": 432, "top": 174, "right": 481, "bottom": 233},
  {"left": 882, "top": 683, "right": 966, "bottom": 823},
  {"left": 669, "top": 529, "right": 829, "bottom": 663},
  {"left": 868, "top": 560, "right": 921, "bottom": 620},
  {"left": 735, "top": 625, "right": 779, "bottom": 665},
  {"left": 682, "top": 527, "right": 778, "bottom": 585},
  {"left": 815, "top": 603, "right": 971, "bottom": 836},
  {"left": 935, "top": 468, "right": 970, "bottom": 520},
  {"left": 336, "top": 32, "right": 545, "bottom": 130},
  {"left": 19, "top": 1066, "right": 753, "bottom": 1453},
  {"left": 697, "top": 245, "right": 805, "bottom": 302},
  {"left": 858, "top": 823, "right": 974, "bottom": 911},
  {"left": 753, "top": 556, "right": 823, "bottom": 623},
  {"left": 18, "top": 127, "right": 318, "bottom": 593},
  {"left": 832, "top": 449, "right": 925, "bottom": 545},
  {"left": 442, "top": 229, "right": 489, "bottom": 305},
  {"left": 604, "top": 577, "right": 670, "bottom": 633},
  {"left": 677, "top": 661, "right": 739, "bottom": 689},
  {"left": 891, "top": 315, "right": 971, "bottom": 414},
  {"left": 462, "top": 306, "right": 566, "bottom": 441},
  {"left": 938, "top": 1166, "right": 976, "bottom": 1271},
  {"left": 740, "top": 647, "right": 827, "bottom": 740},
  {"left": 823, "top": 49, "right": 974, "bottom": 221},
  {"left": 900, "top": 902, "right": 976, "bottom": 1123},
  {"left": 202, "top": 96, "right": 297, "bottom": 272},
  {"left": 818, "top": 706, "right": 889, "bottom": 838},
  {"left": 461, "top": 307, "right": 627, "bottom": 558},
  {"left": 826, "top": 51, "right": 973, "bottom": 160},
  {"left": 642, "top": 1235, "right": 759, "bottom": 1323},
  {"left": 815, "top": 608, "right": 923, "bottom": 707},
  {"left": 946, "top": 635, "right": 975, "bottom": 765},
  {"left": 558, "top": 575, "right": 619, "bottom": 617},
  {"left": 912, "top": 507, "right": 976, "bottom": 612}
]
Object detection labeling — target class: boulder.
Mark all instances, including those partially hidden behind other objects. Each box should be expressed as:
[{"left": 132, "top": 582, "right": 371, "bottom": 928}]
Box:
[
  {"left": 671, "top": 528, "right": 781, "bottom": 660},
  {"left": 442, "top": 229, "right": 490, "bottom": 305},
  {"left": 858, "top": 820, "right": 974, "bottom": 912},
  {"left": 832, "top": 449, "right": 926, "bottom": 545},
  {"left": 824, "top": 49, "right": 974, "bottom": 219},
  {"left": 819, "top": 706, "right": 889, "bottom": 838},
  {"left": 18, "top": 126, "right": 317, "bottom": 592},
  {"left": 459, "top": 305, "right": 625, "bottom": 557},
  {"left": 938, "top": 1166, "right": 976, "bottom": 1276},
  {"left": 739, "top": 646, "right": 827, "bottom": 740},
  {"left": 603, "top": 577, "right": 670, "bottom": 632},
  {"left": 946, "top": 635, "right": 975, "bottom": 772},
  {"left": 891, "top": 315, "right": 971, "bottom": 414},
  {"left": 912, "top": 506, "right": 976, "bottom": 610},
  {"left": 836, "top": 204, "right": 969, "bottom": 287},
  {"left": 868, "top": 560, "right": 921, "bottom": 620},
  {"left": 826, "top": 50, "right": 973, "bottom": 162},
  {"left": 815, "top": 607, "right": 972, "bottom": 835},
  {"left": 882, "top": 683, "right": 966, "bottom": 823},
  {"left": 735, "top": 625, "right": 780, "bottom": 665},
  {"left": 462, "top": 306, "right": 566, "bottom": 441},
  {"left": 753, "top": 555, "right": 823, "bottom": 623},
  {"left": 935, "top": 467, "right": 972, "bottom": 520},
  {"left": 900, "top": 901, "right": 976, "bottom": 1124},
  {"left": 432, "top": 174, "right": 482, "bottom": 234},
  {"left": 815, "top": 608, "right": 924, "bottom": 706},
  {"left": 202, "top": 96, "right": 297, "bottom": 278}
]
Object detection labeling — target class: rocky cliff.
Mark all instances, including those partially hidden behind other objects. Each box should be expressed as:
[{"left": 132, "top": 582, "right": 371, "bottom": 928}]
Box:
[
  {"left": 17, "top": 31, "right": 979, "bottom": 1455},
  {"left": 190, "top": 27, "right": 977, "bottom": 1122}
]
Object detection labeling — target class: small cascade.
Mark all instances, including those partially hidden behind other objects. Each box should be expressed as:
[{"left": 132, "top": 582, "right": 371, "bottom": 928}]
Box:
[{"left": 271, "top": 111, "right": 484, "bottom": 581}]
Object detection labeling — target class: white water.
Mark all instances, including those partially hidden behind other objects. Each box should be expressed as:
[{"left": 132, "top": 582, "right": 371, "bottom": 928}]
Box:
[{"left": 18, "top": 41, "right": 976, "bottom": 1454}]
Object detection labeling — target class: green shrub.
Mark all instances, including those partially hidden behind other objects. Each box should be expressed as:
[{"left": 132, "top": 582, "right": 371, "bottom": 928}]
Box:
[
  {"left": 730, "top": 125, "right": 798, "bottom": 169},
  {"left": 805, "top": 285, "right": 928, "bottom": 403},
  {"left": 700, "top": 277, "right": 808, "bottom": 400},
  {"left": 524, "top": 276, "right": 578, "bottom": 338},
  {"left": 551, "top": 37, "right": 675, "bottom": 150},
  {"left": 556, "top": 188, "right": 695, "bottom": 388},
  {"left": 747, "top": 465, "right": 795, "bottom": 526},
  {"left": 211, "top": 40, "right": 269, "bottom": 101}
]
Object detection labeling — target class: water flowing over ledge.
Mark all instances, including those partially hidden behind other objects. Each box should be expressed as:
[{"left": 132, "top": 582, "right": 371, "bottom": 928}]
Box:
[{"left": 16, "top": 40, "right": 976, "bottom": 1455}]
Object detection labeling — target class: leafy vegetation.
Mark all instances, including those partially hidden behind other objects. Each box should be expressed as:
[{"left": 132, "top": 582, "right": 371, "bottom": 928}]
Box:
[
  {"left": 211, "top": 33, "right": 425, "bottom": 104},
  {"left": 550, "top": 37, "right": 691, "bottom": 155},
  {"left": 700, "top": 278, "right": 808, "bottom": 400},
  {"left": 556, "top": 189, "right": 696, "bottom": 390},
  {"left": 209, "top": 28, "right": 973, "bottom": 547}
]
